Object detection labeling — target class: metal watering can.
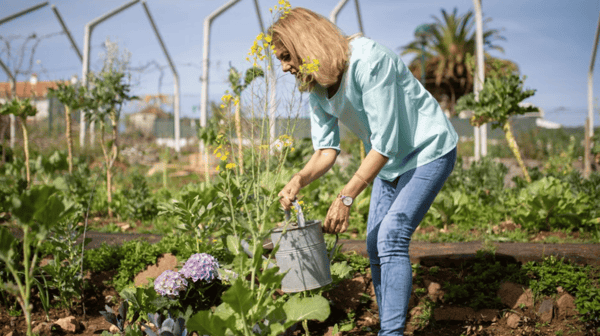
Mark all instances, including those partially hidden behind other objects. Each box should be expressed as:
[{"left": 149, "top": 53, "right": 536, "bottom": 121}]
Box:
[
  {"left": 271, "top": 201, "right": 338, "bottom": 293},
  {"left": 241, "top": 201, "right": 338, "bottom": 293}
]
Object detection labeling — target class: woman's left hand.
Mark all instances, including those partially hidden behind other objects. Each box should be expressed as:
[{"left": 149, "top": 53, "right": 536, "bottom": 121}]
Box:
[{"left": 323, "top": 198, "right": 350, "bottom": 233}]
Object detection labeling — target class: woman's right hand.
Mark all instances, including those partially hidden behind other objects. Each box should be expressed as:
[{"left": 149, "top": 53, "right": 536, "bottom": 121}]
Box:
[{"left": 278, "top": 175, "right": 302, "bottom": 210}]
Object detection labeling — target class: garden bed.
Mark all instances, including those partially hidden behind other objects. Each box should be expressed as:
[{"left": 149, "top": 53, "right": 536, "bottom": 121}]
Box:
[{"left": 1, "top": 244, "right": 599, "bottom": 336}]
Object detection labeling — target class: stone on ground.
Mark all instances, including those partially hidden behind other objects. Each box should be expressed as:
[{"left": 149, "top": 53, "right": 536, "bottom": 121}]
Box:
[
  {"left": 537, "top": 298, "right": 554, "bottom": 323},
  {"left": 506, "top": 313, "right": 521, "bottom": 328},
  {"left": 54, "top": 316, "right": 80, "bottom": 333},
  {"left": 134, "top": 253, "right": 178, "bottom": 287},
  {"left": 497, "top": 281, "right": 533, "bottom": 309},
  {"left": 556, "top": 293, "right": 577, "bottom": 319}
]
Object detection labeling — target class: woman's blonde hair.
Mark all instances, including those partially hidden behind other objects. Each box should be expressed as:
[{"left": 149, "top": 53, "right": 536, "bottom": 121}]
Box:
[{"left": 270, "top": 7, "right": 349, "bottom": 91}]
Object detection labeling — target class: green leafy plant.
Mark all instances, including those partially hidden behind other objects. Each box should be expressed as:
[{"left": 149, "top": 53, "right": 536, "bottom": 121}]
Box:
[
  {"left": 48, "top": 82, "right": 89, "bottom": 174},
  {"left": 523, "top": 255, "right": 600, "bottom": 322},
  {"left": 507, "top": 176, "right": 593, "bottom": 232},
  {"left": 0, "top": 185, "right": 73, "bottom": 336},
  {"left": 84, "top": 242, "right": 121, "bottom": 273},
  {"left": 455, "top": 59, "right": 538, "bottom": 183},
  {"left": 0, "top": 98, "right": 38, "bottom": 187},
  {"left": 85, "top": 39, "right": 137, "bottom": 218},
  {"left": 112, "top": 240, "right": 160, "bottom": 292},
  {"left": 443, "top": 250, "right": 527, "bottom": 310},
  {"left": 101, "top": 301, "right": 129, "bottom": 332},
  {"left": 42, "top": 216, "right": 88, "bottom": 311},
  {"left": 114, "top": 174, "right": 158, "bottom": 221},
  {"left": 143, "top": 313, "right": 188, "bottom": 336}
]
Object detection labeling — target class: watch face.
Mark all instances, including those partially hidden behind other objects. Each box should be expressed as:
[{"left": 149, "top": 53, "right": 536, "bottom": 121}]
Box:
[{"left": 342, "top": 196, "right": 353, "bottom": 206}]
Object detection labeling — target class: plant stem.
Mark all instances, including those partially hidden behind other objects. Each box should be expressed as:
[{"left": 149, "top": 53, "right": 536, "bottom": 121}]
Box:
[
  {"left": 19, "top": 117, "right": 30, "bottom": 188},
  {"left": 503, "top": 121, "right": 531, "bottom": 183},
  {"left": 302, "top": 319, "right": 310, "bottom": 336},
  {"left": 20, "top": 227, "right": 33, "bottom": 336},
  {"left": 65, "top": 105, "right": 73, "bottom": 174},
  {"left": 234, "top": 101, "right": 244, "bottom": 174}
]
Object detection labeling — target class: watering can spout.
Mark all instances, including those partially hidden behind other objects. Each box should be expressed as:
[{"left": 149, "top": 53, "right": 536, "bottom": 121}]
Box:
[{"left": 284, "top": 200, "right": 306, "bottom": 228}]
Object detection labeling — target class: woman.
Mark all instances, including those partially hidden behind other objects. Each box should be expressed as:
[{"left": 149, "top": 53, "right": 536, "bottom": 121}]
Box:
[{"left": 274, "top": 7, "right": 458, "bottom": 335}]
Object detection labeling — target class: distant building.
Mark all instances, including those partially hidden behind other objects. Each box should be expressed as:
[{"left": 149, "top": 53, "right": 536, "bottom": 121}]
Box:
[
  {"left": 127, "top": 106, "right": 172, "bottom": 136},
  {"left": 0, "top": 74, "right": 66, "bottom": 122}
]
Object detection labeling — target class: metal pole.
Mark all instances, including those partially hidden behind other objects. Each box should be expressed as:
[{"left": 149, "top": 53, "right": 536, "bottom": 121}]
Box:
[
  {"left": 200, "top": 0, "right": 242, "bottom": 181},
  {"left": 473, "top": 0, "right": 486, "bottom": 159},
  {"left": 252, "top": 0, "right": 265, "bottom": 32},
  {"left": 0, "top": 59, "right": 16, "bottom": 149},
  {"left": 80, "top": 24, "right": 91, "bottom": 148},
  {"left": 329, "top": 0, "right": 350, "bottom": 23},
  {"left": 81, "top": 0, "right": 141, "bottom": 148},
  {"left": 420, "top": 41, "right": 426, "bottom": 85},
  {"left": 141, "top": 1, "right": 181, "bottom": 152},
  {"left": 353, "top": 0, "right": 364, "bottom": 34},
  {"left": 330, "top": 0, "right": 364, "bottom": 36},
  {"left": 0, "top": 2, "right": 49, "bottom": 25},
  {"left": 251, "top": 0, "right": 277, "bottom": 144},
  {"left": 588, "top": 11, "right": 600, "bottom": 139},
  {"left": 51, "top": 5, "right": 83, "bottom": 62}
]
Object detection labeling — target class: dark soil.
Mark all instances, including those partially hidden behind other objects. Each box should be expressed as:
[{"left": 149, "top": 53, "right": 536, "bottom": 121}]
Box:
[
  {"left": 0, "top": 270, "right": 118, "bottom": 336},
  {"left": 2, "top": 254, "right": 599, "bottom": 336}
]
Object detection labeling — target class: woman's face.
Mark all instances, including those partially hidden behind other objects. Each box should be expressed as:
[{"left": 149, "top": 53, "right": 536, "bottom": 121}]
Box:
[{"left": 274, "top": 42, "right": 299, "bottom": 78}]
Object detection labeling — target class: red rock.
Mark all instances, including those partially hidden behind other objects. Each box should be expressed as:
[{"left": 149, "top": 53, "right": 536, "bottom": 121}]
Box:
[
  {"left": 54, "top": 316, "right": 80, "bottom": 333},
  {"left": 506, "top": 313, "right": 520, "bottom": 328},
  {"left": 32, "top": 322, "right": 52, "bottom": 336},
  {"left": 424, "top": 280, "right": 445, "bottom": 303},
  {"left": 497, "top": 282, "right": 533, "bottom": 309},
  {"left": 134, "top": 253, "right": 178, "bottom": 287},
  {"left": 557, "top": 293, "right": 577, "bottom": 319},
  {"left": 536, "top": 298, "right": 553, "bottom": 323}
]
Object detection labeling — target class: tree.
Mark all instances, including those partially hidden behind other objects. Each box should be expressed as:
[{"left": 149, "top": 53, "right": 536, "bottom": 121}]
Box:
[
  {"left": 400, "top": 8, "right": 515, "bottom": 113},
  {"left": 455, "top": 62, "right": 537, "bottom": 183},
  {"left": 0, "top": 32, "right": 63, "bottom": 150},
  {"left": 48, "top": 83, "right": 88, "bottom": 174},
  {"left": 86, "top": 39, "right": 136, "bottom": 218},
  {"left": 0, "top": 98, "right": 37, "bottom": 187}
]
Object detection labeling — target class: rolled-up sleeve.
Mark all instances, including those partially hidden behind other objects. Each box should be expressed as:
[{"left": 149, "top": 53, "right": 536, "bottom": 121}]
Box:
[
  {"left": 310, "top": 98, "right": 341, "bottom": 153},
  {"left": 359, "top": 52, "right": 404, "bottom": 158}
]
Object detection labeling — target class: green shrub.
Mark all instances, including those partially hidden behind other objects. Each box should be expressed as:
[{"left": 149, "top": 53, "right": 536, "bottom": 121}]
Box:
[
  {"left": 507, "top": 176, "right": 594, "bottom": 232},
  {"left": 112, "top": 174, "right": 158, "bottom": 221},
  {"left": 443, "top": 250, "right": 528, "bottom": 310},
  {"left": 112, "top": 240, "right": 160, "bottom": 292},
  {"left": 523, "top": 255, "right": 600, "bottom": 322},
  {"left": 84, "top": 242, "right": 121, "bottom": 273}
]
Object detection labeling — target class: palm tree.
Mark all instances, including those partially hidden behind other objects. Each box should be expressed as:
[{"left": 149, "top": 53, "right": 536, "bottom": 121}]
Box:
[{"left": 400, "top": 8, "right": 515, "bottom": 114}]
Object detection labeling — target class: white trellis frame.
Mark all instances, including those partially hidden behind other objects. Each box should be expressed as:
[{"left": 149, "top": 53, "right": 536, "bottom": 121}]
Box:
[
  {"left": 473, "top": 0, "right": 486, "bottom": 160},
  {"left": 0, "top": 1, "right": 81, "bottom": 149},
  {"left": 199, "top": 0, "right": 271, "bottom": 182}
]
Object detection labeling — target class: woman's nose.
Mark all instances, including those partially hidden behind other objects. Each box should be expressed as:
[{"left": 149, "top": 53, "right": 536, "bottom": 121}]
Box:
[{"left": 282, "top": 62, "right": 291, "bottom": 72}]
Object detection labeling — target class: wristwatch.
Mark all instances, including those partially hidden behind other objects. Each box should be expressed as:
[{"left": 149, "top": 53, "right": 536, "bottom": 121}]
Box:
[{"left": 339, "top": 194, "right": 353, "bottom": 207}]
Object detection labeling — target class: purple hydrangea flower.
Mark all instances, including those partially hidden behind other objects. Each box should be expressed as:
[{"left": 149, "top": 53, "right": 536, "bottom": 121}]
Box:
[
  {"left": 154, "top": 270, "right": 188, "bottom": 298},
  {"left": 179, "top": 253, "right": 219, "bottom": 283}
]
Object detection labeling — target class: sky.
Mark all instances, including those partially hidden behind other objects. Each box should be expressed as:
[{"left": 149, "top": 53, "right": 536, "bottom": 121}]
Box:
[{"left": 1, "top": 0, "right": 600, "bottom": 128}]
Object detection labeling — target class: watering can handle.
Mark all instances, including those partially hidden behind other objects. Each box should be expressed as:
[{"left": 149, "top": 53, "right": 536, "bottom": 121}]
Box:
[{"left": 284, "top": 200, "right": 306, "bottom": 228}]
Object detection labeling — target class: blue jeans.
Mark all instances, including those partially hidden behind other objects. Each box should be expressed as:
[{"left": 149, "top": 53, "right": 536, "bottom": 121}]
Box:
[{"left": 367, "top": 147, "right": 456, "bottom": 335}]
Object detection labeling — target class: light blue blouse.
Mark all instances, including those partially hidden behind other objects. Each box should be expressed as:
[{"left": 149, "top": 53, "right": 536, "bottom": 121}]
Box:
[{"left": 309, "top": 37, "right": 458, "bottom": 182}]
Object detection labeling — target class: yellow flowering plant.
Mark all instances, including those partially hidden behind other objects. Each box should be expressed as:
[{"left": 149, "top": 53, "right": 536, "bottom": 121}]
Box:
[{"left": 187, "top": 2, "right": 331, "bottom": 335}]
